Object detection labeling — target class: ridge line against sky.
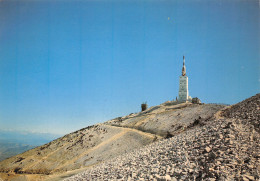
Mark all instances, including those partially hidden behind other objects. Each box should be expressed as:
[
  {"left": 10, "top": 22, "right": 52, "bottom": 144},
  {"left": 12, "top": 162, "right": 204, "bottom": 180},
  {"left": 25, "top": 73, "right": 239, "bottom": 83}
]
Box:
[{"left": 0, "top": 0, "right": 259, "bottom": 134}]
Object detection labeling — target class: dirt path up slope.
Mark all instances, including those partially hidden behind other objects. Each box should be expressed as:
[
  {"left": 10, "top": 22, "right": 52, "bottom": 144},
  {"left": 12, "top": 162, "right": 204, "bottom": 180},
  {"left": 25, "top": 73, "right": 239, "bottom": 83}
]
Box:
[
  {"left": 0, "top": 124, "right": 158, "bottom": 181},
  {"left": 65, "top": 94, "right": 260, "bottom": 181}
]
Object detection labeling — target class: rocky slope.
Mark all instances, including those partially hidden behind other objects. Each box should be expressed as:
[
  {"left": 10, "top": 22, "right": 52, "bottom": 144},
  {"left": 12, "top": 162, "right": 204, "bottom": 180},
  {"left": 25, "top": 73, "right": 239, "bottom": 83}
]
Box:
[
  {"left": 221, "top": 93, "right": 260, "bottom": 133},
  {"left": 66, "top": 94, "right": 260, "bottom": 181},
  {"left": 0, "top": 101, "right": 224, "bottom": 181},
  {"left": 0, "top": 124, "right": 156, "bottom": 180},
  {"left": 106, "top": 102, "right": 224, "bottom": 137}
]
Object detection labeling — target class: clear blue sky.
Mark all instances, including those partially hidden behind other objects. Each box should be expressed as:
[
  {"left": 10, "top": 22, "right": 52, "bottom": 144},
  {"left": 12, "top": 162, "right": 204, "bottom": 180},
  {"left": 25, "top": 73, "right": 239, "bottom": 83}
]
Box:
[{"left": 0, "top": 0, "right": 259, "bottom": 135}]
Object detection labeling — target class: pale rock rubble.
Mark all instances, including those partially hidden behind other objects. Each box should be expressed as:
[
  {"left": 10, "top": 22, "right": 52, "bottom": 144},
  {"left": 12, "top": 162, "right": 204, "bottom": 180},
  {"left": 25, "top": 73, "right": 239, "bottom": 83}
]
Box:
[{"left": 65, "top": 94, "right": 259, "bottom": 181}]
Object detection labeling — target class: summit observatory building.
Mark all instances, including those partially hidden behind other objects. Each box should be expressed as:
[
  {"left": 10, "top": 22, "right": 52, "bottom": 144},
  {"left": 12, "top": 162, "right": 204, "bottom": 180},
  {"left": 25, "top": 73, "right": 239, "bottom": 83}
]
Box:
[{"left": 178, "top": 56, "right": 192, "bottom": 102}]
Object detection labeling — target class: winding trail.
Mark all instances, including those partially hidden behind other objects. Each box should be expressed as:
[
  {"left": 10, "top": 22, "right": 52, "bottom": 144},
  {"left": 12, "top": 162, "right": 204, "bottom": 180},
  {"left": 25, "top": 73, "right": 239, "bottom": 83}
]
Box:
[
  {"left": 52, "top": 124, "right": 161, "bottom": 173},
  {"left": 105, "top": 124, "right": 162, "bottom": 139},
  {"left": 24, "top": 142, "right": 71, "bottom": 171}
]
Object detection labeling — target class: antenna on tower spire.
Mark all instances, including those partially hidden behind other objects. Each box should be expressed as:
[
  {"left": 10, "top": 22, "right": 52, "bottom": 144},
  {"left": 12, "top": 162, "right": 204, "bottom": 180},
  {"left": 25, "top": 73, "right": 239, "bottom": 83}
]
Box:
[{"left": 182, "top": 55, "right": 186, "bottom": 76}]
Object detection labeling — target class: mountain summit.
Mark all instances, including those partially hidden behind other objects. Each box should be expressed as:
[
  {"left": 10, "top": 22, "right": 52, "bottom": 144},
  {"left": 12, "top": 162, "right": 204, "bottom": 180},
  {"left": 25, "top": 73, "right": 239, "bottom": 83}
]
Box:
[{"left": 0, "top": 94, "right": 259, "bottom": 181}]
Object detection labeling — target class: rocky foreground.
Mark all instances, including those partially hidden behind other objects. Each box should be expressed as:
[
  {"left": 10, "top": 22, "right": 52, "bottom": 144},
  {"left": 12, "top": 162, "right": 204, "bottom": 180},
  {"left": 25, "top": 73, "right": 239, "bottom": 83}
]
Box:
[
  {"left": 0, "top": 101, "right": 224, "bottom": 181},
  {"left": 65, "top": 94, "right": 260, "bottom": 181}
]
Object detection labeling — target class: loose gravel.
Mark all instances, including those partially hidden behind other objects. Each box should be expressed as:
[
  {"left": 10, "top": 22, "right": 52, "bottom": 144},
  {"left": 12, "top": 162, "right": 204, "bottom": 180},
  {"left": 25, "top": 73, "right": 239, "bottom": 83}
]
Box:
[{"left": 65, "top": 94, "right": 260, "bottom": 181}]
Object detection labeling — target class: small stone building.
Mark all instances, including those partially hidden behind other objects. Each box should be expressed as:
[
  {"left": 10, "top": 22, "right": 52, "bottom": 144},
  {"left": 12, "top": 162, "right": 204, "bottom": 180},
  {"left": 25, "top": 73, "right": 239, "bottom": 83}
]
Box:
[{"left": 192, "top": 97, "right": 201, "bottom": 104}]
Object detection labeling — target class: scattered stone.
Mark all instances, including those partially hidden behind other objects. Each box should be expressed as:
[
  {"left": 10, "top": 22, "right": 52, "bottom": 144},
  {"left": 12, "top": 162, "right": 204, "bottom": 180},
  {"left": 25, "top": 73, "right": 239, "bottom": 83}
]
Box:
[
  {"left": 244, "top": 174, "right": 255, "bottom": 180},
  {"left": 205, "top": 146, "right": 211, "bottom": 152},
  {"left": 164, "top": 175, "right": 171, "bottom": 180},
  {"left": 38, "top": 94, "right": 260, "bottom": 180}
]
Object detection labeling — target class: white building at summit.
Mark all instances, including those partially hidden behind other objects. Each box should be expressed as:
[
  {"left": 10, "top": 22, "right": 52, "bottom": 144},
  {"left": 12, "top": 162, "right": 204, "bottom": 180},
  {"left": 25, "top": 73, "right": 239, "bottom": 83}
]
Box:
[{"left": 178, "top": 56, "right": 192, "bottom": 102}]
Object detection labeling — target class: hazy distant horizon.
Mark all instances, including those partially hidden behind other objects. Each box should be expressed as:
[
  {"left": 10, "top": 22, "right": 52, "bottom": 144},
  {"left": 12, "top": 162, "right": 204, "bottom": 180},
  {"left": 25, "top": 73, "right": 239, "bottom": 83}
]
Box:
[
  {"left": 0, "top": 0, "right": 259, "bottom": 135},
  {"left": 0, "top": 128, "right": 62, "bottom": 136},
  {"left": 0, "top": 128, "right": 61, "bottom": 161}
]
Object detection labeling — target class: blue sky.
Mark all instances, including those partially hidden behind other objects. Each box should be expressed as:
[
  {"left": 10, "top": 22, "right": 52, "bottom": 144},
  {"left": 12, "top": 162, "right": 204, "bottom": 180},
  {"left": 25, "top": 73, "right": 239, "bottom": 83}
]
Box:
[{"left": 0, "top": 0, "right": 259, "bottom": 135}]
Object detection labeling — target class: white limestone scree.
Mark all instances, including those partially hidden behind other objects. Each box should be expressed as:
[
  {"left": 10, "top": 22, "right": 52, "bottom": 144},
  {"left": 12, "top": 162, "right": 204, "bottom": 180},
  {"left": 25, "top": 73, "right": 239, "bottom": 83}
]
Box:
[{"left": 178, "top": 56, "right": 192, "bottom": 102}]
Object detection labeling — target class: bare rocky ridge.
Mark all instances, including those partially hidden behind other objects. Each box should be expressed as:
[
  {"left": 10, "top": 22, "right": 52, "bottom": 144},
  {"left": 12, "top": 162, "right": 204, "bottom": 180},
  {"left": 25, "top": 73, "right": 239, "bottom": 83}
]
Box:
[
  {"left": 221, "top": 93, "right": 260, "bottom": 133},
  {"left": 0, "top": 102, "right": 225, "bottom": 180},
  {"left": 0, "top": 125, "right": 156, "bottom": 180},
  {"left": 106, "top": 103, "right": 224, "bottom": 137},
  {"left": 65, "top": 94, "right": 260, "bottom": 181}
]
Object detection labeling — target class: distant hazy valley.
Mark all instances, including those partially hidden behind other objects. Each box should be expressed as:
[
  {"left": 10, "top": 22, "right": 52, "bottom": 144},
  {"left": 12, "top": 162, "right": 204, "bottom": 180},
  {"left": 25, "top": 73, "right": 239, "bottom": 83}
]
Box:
[{"left": 0, "top": 130, "right": 61, "bottom": 161}]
